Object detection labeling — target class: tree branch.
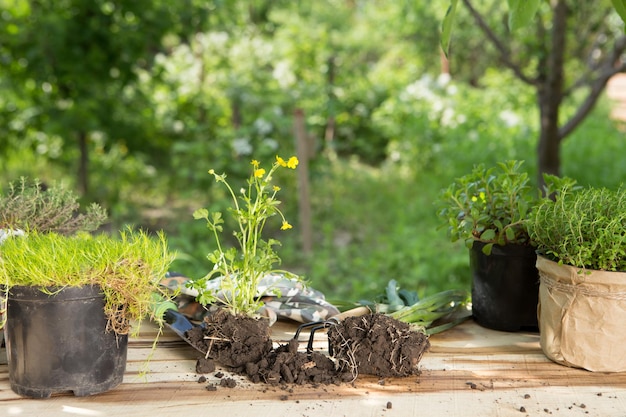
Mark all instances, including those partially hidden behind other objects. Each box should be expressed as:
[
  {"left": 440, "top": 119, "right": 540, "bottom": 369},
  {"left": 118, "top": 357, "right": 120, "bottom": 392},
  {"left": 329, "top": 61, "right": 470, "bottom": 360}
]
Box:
[
  {"left": 559, "top": 35, "right": 626, "bottom": 139},
  {"left": 564, "top": 34, "right": 626, "bottom": 96},
  {"left": 462, "top": 0, "right": 536, "bottom": 86}
]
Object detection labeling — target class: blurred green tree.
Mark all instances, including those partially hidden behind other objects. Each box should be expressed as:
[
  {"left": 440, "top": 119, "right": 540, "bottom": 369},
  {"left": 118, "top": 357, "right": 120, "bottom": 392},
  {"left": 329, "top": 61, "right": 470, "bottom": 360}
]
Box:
[
  {"left": 442, "top": 0, "right": 626, "bottom": 187},
  {"left": 0, "top": 0, "right": 215, "bottom": 197}
]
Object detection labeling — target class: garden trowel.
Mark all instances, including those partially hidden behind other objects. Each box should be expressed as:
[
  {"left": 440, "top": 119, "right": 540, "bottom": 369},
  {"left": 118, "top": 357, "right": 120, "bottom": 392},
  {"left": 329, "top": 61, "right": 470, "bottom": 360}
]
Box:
[{"left": 151, "top": 295, "right": 208, "bottom": 355}]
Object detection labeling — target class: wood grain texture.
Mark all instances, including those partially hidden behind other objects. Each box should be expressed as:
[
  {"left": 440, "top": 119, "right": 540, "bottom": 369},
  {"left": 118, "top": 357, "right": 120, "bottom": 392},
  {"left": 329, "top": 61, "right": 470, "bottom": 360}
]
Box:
[{"left": 2, "top": 320, "right": 626, "bottom": 416}]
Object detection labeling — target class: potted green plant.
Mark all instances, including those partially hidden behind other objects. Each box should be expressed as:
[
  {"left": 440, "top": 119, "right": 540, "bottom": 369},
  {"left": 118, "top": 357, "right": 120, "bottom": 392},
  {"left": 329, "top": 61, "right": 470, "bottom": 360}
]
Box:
[
  {"left": 0, "top": 177, "right": 107, "bottom": 362},
  {"left": 0, "top": 230, "right": 174, "bottom": 398},
  {"left": 0, "top": 178, "right": 175, "bottom": 398},
  {"left": 527, "top": 180, "right": 626, "bottom": 372},
  {"left": 436, "top": 160, "right": 540, "bottom": 331}
]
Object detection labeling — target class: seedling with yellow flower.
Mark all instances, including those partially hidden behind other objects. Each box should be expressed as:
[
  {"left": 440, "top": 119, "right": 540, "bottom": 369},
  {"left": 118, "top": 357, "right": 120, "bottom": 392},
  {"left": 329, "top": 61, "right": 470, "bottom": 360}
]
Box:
[{"left": 191, "top": 155, "right": 300, "bottom": 316}]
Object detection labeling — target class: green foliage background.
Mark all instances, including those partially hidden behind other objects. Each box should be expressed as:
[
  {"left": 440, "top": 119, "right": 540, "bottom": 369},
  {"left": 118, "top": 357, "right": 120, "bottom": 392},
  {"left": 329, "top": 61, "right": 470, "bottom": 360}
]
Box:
[{"left": 2, "top": 0, "right": 626, "bottom": 302}]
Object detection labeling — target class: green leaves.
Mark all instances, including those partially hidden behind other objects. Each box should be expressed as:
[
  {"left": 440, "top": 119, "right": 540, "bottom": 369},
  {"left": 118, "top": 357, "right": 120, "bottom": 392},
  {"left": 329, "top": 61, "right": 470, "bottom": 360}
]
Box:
[
  {"left": 0, "top": 177, "right": 106, "bottom": 234},
  {"left": 611, "top": 0, "right": 626, "bottom": 29},
  {"left": 507, "top": 0, "right": 541, "bottom": 32},
  {"left": 440, "top": 0, "right": 459, "bottom": 56},
  {"left": 388, "top": 289, "right": 471, "bottom": 335},
  {"left": 193, "top": 208, "right": 209, "bottom": 220},
  {"left": 190, "top": 157, "right": 299, "bottom": 316},
  {"left": 435, "top": 160, "right": 536, "bottom": 250},
  {"left": 441, "top": 0, "right": 541, "bottom": 55},
  {"left": 528, "top": 185, "right": 626, "bottom": 271}
]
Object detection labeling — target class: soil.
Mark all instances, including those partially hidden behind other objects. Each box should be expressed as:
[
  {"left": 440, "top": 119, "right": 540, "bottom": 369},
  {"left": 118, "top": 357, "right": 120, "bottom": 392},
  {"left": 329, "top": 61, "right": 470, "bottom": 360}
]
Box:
[
  {"left": 186, "top": 308, "right": 273, "bottom": 368},
  {"left": 328, "top": 313, "right": 430, "bottom": 378},
  {"left": 186, "top": 309, "right": 430, "bottom": 386}
]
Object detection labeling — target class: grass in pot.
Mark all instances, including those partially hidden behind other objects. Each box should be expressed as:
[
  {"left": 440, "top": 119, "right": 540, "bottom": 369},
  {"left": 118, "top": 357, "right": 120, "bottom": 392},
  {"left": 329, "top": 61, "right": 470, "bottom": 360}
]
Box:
[
  {"left": 0, "top": 177, "right": 107, "bottom": 365},
  {"left": 0, "top": 230, "right": 174, "bottom": 397},
  {"left": 0, "top": 178, "right": 175, "bottom": 398}
]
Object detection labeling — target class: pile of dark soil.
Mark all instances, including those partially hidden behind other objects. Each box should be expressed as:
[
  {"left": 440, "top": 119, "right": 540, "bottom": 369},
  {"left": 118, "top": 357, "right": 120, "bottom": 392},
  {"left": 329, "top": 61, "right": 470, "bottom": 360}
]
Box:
[
  {"left": 186, "top": 310, "right": 430, "bottom": 385},
  {"left": 328, "top": 313, "right": 430, "bottom": 378},
  {"left": 245, "top": 337, "right": 354, "bottom": 384},
  {"left": 186, "top": 308, "right": 272, "bottom": 368}
]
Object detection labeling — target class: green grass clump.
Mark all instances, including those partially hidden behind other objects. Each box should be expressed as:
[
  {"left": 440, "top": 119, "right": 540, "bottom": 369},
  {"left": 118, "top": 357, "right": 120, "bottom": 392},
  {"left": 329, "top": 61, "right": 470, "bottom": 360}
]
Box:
[{"left": 0, "top": 229, "right": 175, "bottom": 335}]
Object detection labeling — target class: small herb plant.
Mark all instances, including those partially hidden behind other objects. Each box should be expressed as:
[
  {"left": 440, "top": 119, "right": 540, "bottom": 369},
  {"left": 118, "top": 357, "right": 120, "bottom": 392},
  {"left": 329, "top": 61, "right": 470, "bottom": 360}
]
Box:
[
  {"left": 190, "top": 155, "right": 300, "bottom": 316},
  {"left": 528, "top": 181, "right": 626, "bottom": 271},
  {"left": 0, "top": 177, "right": 107, "bottom": 234},
  {"left": 0, "top": 229, "right": 175, "bottom": 335},
  {"left": 436, "top": 160, "right": 536, "bottom": 255}
]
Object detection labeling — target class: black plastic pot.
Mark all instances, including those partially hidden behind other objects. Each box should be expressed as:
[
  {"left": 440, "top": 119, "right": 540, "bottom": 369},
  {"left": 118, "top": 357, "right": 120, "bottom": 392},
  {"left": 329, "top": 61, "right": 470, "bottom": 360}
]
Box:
[
  {"left": 5, "top": 285, "right": 128, "bottom": 398},
  {"left": 469, "top": 241, "right": 539, "bottom": 332}
]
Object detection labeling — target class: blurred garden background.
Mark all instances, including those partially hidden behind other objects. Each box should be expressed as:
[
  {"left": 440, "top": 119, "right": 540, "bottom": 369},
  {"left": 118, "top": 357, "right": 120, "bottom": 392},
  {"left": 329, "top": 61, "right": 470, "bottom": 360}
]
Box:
[{"left": 2, "top": 0, "right": 626, "bottom": 303}]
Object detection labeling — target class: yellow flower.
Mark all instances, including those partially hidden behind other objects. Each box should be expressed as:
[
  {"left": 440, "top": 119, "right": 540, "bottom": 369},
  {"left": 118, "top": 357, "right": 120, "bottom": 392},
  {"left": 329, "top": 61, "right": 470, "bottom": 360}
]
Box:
[
  {"left": 254, "top": 168, "right": 266, "bottom": 178},
  {"left": 281, "top": 221, "right": 293, "bottom": 230},
  {"left": 273, "top": 185, "right": 281, "bottom": 192},
  {"left": 276, "top": 156, "right": 287, "bottom": 167},
  {"left": 251, "top": 159, "right": 260, "bottom": 168},
  {"left": 287, "top": 156, "right": 299, "bottom": 169},
  {"left": 471, "top": 192, "right": 486, "bottom": 203}
]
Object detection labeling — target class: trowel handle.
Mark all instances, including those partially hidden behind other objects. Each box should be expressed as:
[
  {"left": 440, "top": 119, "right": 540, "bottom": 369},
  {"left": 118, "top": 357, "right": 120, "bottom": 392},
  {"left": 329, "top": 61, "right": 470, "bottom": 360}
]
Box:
[
  {"left": 331, "top": 305, "right": 371, "bottom": 321},
  {"left": 149, "top": 293, "right": 179, "bottom": 320}
]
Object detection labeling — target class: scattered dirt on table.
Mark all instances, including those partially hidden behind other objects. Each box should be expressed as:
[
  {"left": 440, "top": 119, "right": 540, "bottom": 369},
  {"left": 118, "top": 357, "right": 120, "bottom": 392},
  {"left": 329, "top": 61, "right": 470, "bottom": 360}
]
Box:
[
  {"left": 196, "top": 357, "right": 216, "bottom": 374},
  {"left": 188, "top": 310, "right": 429, "bottom": 386},
  {"left": 219, "top": 377, "right": 237, "bottom": 388},
  {"left": 245, "top": 337, "right": 355, "bottom": 384}
]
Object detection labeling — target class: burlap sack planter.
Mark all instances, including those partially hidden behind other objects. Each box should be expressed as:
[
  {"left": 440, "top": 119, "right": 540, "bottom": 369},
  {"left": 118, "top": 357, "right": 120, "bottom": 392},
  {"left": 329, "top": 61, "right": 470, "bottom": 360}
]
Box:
[{"left": 537, "top": 256, "right": 626, "bottom": 372}]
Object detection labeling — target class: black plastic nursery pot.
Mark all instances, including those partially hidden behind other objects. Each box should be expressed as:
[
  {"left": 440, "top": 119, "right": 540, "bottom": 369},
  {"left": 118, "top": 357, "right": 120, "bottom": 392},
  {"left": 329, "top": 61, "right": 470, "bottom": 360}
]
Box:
[
  {"left": 5, "top": 285, "right": 128, "bottom": 398},
  {"left": 469, "top": 241, "right": 539, "bottom": 332}
]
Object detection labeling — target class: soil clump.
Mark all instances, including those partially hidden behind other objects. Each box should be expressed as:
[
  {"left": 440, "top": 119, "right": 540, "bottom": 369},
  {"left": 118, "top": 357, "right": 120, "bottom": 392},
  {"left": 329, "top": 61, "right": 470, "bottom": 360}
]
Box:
[
  {"left": 186, "top": 310, "right": 429, "bottom": 385},
  {"left": 328, "top": 313, "right": 430, "bottom": 378}
]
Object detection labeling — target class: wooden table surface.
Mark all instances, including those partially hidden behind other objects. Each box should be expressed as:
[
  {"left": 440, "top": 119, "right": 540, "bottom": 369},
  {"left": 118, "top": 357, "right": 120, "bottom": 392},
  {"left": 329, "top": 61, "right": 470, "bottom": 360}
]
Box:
[{"left": 1, "top": 319, "right": 626, "bottom": 417}]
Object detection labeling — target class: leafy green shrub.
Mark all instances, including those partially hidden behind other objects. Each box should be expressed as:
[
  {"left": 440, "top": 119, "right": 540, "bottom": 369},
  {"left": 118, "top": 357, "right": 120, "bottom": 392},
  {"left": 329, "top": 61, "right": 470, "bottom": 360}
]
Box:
[
  {"left": 435, "top": 160, "right": 536, "bottom": 255},
  {"left": 528, "top": 184, "right": 626, "bottom": 271},
  {"left": 0, "top": 177, "right": 106, "bottom": 234}
]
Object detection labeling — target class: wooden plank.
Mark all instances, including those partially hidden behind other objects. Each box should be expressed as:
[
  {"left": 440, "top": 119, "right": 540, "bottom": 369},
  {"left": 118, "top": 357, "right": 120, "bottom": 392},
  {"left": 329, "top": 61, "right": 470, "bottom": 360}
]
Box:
[{"left": 1, "top": 320, "right": 626, "bottom": 416}]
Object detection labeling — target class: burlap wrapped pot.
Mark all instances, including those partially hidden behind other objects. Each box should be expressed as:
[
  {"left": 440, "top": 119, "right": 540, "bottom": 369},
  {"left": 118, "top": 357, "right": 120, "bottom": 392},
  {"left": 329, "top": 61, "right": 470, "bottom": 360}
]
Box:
[{"left": 537, "top": 255, "right": 626, "bottom": 372}]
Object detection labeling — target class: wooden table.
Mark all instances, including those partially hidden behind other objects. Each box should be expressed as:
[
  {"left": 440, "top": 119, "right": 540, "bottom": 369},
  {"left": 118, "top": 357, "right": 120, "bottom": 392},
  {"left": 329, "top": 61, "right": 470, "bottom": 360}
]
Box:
[{"left": 2, "top": 319, "right": 626, "bottom": 417}]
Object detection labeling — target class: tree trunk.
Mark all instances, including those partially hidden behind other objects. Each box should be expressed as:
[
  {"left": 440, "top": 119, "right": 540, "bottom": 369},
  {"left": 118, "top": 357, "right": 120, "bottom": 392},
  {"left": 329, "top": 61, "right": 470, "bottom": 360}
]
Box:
[
  {"left": 324, "top": 56, "right": 337, "bottom": 157},
  {"left": 231, "top": 97, "right": 242, "bottom": 130},
  {"left": 77, "top": 131, "right": 89, "bottom": 196},
  {"left": 463, "top": 0, "right": 626, "bottom": 191},
  {"left": 536, "top": 0, "right": 567, "bottom": 190}
]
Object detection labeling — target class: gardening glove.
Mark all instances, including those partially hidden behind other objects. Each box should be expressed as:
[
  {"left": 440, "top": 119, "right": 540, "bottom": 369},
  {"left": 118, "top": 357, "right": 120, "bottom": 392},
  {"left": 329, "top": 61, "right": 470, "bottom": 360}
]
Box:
[{"left": 159, "top": 272, "right": 340, "bottom": 325}]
